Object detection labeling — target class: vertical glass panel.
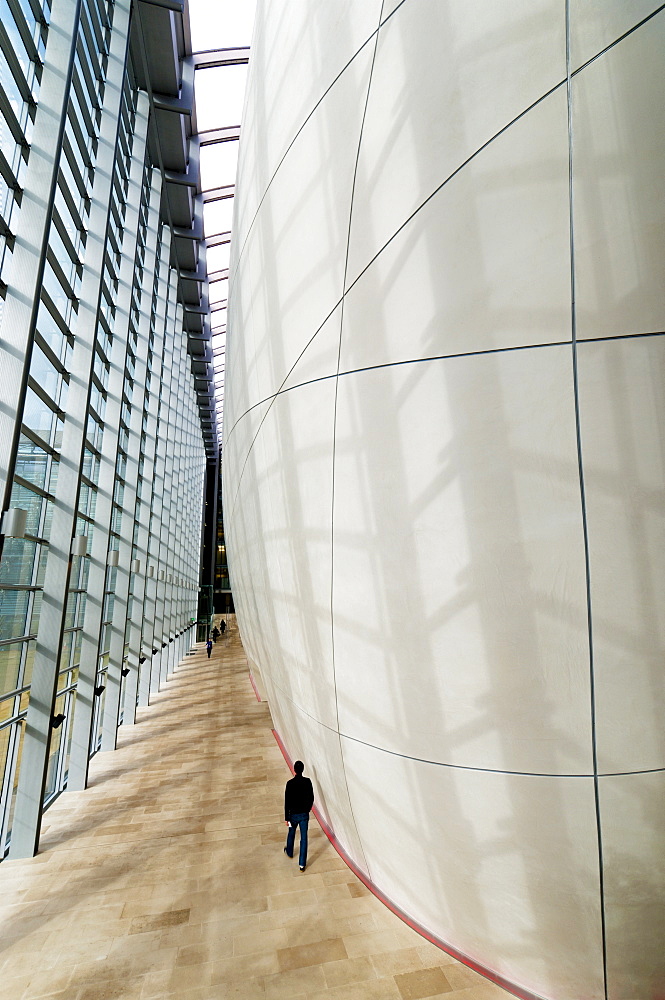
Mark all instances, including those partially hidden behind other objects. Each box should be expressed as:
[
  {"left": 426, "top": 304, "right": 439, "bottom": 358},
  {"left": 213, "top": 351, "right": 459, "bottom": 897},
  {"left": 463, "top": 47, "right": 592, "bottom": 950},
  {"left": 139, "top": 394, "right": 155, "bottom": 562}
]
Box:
[
  {"left": 0, "top": 590, "right": 29, "bottom": 641},
  {"left": 14, "top": 437, "right": 49, "bottom": 488},
  {"left": 29, "top": 591, "right": 42, "bottom": 633},
  {"left": 59, "top": 631, "right": 73, "bottom": 672},
  {"left": 34, "top": 545, "right": 48, "bottom": 587},
  {"left": 72, "top": 630, "right": 83, "bottom": 667},
  {"left": 21, "top": 640, "right": 36, "bottom": 687},
  {"left": 8, "top": 482, "right": 43, "bottom": 535},
  {"left": 0, "top": 695, "right": 13, "bottom": 727},
  {"left": 0, "top": 47, "right": 26, "bottom": 122},
  {"left": 63, "top": 689, "right": 76, "bottom": 781},
  {"left": 36, "top": 300, "right": 68, "bottom": 361},
  {"left": 43, "top": 693, "right": 66, "bottom": 800},
  {"left": 23, "top": 388, "right": 56, "bottom": 442},
  {"left": 64, "top": 592, "right": 77, "bottom": 630},
  {"left": 82, "top": 448, "right": 100, "bottom": 481},
  {"left": 0, "top": 0, "right": 29, "bottom": 69},
  {"left": 29, "top": 344, "right": 62, "bottom": 403},
  {"left": 0, "top": 644, "right": 22, "bottom": 695},
  {"left": 94, "top": 686, "right": 106, "bottom": 754},
  {"left": 100, "top": 622, "right": 111, "bottom": 654},
  {"left": 0, "top": 720, "right": 10, "bottom": 801},
  {"left": 41, "top": 499, "right": 54, "bottom": 542},
  {"left": 42, "top": 260, "right": 71, "bottom": 319},
  {"left": 5, "top": 719, "right": 26, "bottom": 846},
  {"left": 0, "top": 538, "right": 37, "bottom": 587}
]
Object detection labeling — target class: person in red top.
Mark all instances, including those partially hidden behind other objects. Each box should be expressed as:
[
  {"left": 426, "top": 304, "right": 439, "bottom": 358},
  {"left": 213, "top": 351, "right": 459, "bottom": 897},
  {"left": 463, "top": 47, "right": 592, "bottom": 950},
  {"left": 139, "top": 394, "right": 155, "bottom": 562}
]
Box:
[{"left": 284, "top": 760, "right": 314, "bottom": 871}]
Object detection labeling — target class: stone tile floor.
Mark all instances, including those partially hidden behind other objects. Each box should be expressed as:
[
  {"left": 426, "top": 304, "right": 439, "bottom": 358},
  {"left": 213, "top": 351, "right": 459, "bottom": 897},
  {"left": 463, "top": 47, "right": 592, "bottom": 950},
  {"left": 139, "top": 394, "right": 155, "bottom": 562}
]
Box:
[{"left": 0, "top": 621, "right": 511, "bottom": 1000}]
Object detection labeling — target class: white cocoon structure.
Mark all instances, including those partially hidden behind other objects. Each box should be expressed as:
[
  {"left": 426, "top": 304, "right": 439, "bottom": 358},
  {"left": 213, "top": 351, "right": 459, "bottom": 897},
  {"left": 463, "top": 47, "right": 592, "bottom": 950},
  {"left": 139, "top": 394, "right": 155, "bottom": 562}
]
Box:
[{"left": 224, "top": 3, "right": 665, "bottom": 998}]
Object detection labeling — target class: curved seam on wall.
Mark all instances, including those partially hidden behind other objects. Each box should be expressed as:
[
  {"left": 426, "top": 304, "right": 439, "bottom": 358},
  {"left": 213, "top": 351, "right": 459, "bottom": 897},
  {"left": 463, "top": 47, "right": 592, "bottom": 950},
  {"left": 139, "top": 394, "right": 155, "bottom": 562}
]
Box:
[
  {"left": 226, "top": 8, "right": 663, "bottom": 458},
  {"left": 225, "top": 329, "right": 665, "bottom": 442},
  {"left": 225, "top": 80, "right": 566, "bottom": 459},
  {"left": 225, "top": 295, "right": 343, "bottom": 518},
  {"left": 571, "top": 3, "right": 665, "bottom": 77},
  {"left": 328, "top": 0, "right": 387, "bottom": 881},
  {"left": 566, "top": 3, "right": 607, "bottom": 997},
  {"left": 227, "top": 4, "right": 663, "bottom": 436},
  {"left": 230, "top": 0, "right": 658, "bottom": 283},
  {"left": 272, "top": 726, "right": 548, "bottom": 1000},
  {"left": 264, "top": 672, "right": 665, "bottom": 779},
  {"left": 230, "top": 0, "right": 410, "bottom": 285}
]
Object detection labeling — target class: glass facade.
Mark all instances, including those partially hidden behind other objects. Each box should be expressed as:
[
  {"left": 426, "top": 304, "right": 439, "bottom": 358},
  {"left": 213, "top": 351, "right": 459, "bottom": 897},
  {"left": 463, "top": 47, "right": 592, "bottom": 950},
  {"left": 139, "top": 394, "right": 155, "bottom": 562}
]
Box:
[{"left": 0, "top": 0, "right": 216, "bottom": 858}]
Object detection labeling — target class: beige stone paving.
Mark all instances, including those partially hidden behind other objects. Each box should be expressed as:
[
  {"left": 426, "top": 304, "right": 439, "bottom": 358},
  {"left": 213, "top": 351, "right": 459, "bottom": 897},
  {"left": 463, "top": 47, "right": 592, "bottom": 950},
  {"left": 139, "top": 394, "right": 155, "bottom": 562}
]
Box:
[{"left": 0, "top": 621, "right": 511, "bottom": 1000}]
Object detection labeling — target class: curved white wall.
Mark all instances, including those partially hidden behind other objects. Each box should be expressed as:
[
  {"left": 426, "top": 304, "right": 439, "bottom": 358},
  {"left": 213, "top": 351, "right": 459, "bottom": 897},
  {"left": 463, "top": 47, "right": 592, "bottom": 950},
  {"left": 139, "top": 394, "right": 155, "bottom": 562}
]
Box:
[{"left": 223, "top": 4, "right": 665, "bottom": 998}]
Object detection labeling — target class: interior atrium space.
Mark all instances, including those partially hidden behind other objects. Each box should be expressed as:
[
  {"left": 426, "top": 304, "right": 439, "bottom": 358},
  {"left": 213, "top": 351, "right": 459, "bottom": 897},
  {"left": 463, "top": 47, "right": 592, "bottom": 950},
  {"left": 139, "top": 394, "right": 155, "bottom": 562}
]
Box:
[{"left": 0, "top": 2, "right": 664, "bottom": 1000}]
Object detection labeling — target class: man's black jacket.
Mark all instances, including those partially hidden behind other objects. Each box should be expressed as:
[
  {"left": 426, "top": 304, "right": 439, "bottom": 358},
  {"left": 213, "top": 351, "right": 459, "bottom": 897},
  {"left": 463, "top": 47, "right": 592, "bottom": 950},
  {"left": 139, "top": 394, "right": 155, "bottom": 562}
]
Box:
[{"left": 284, "top": 774, "right": 314, "bottom": 821}]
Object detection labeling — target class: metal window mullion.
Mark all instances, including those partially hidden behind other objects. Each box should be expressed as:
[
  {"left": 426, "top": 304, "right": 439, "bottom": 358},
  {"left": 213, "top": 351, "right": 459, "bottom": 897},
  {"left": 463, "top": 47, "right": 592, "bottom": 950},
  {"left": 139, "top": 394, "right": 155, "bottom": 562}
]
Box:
[
  {"left": 8, "top": 0, "right": 132, "bottom": 859},
  {"left": 154, "top": 267, "right": 179, "bottom": 687},
  {"left": 170, "top": 309, "right": 188, "bottom": 663},
  {"left": 169, "top": 367, "right": 181, "bottom": 665},
  {"left": 160, "top": 288, "right": 180, "bottom": 682},
  {"left": 153, "top": 359, "right": 171, "bottom": 683},
  {"left": 101, "top": 149, "right": 159, "bottom": 747},
  {"left": 172, "top": 328, "right": 189, "bottom": 655},
  {"left": 124, "top": 186, "right": 167, "bottom": 720},
  {"left": 137, "top": 383, "right": 161, "bottom": 664},
  {"left": 67, "top": 82, "right": 147, "bottom": 790},
  {"left": 165, "top": 337, "right": 180, "bottom": 676},
  {"left": 141, "top": 227, "right": 170, "bottom": 701}
]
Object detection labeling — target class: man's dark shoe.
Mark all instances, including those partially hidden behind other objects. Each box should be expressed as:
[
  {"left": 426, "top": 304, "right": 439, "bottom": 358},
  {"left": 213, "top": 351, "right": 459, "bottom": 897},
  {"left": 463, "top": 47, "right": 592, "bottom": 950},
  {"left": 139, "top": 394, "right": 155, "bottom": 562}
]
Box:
[
  {"left": 299, "top": 865, "right": 306, "bottom": 872},
  {"left": 284, "top": 847, "right": 293, "bottom": 858}
]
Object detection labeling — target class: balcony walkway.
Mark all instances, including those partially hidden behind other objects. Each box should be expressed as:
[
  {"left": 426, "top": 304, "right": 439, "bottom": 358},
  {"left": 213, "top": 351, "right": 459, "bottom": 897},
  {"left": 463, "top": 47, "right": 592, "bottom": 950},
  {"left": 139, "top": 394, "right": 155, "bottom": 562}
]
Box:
[{"left": 0, "top": 621, "right": 508, "bottom": 1000}]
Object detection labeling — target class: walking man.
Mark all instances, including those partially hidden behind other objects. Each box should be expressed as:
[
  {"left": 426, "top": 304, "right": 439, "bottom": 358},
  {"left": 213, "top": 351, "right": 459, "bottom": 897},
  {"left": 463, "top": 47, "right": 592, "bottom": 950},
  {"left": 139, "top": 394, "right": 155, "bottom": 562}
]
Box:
[
  {"left": 206, "top": 638, "right": 213, "bottom": 658},
  {"left": 284, "top": 760, "right": 314, "bottom": 871}
]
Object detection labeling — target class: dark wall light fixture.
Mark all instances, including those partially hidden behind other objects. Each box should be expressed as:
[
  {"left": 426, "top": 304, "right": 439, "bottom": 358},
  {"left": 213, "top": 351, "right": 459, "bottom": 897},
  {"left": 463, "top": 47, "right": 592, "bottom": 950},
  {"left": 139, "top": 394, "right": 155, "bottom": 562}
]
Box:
[
  {"left": 51, "top": 714, "right": 66, "bottom": 729},
  {"left": 94, "top": 685, "right": 106, "bottom": 697}
]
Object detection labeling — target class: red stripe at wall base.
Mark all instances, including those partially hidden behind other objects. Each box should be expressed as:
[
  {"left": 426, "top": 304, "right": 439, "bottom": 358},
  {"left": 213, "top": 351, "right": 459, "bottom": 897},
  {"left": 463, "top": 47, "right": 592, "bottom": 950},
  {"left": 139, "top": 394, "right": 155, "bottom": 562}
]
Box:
[{"left": 271, "top": 727, "right": 547, "bottom": 1000}]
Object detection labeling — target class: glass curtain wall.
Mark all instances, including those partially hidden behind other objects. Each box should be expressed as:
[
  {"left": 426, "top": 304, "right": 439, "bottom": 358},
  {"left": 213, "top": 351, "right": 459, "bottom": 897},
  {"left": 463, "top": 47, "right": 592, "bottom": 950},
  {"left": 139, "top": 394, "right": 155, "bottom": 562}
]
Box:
[{"left": 0, "top": 0, "right": 208, "bottom": 859}]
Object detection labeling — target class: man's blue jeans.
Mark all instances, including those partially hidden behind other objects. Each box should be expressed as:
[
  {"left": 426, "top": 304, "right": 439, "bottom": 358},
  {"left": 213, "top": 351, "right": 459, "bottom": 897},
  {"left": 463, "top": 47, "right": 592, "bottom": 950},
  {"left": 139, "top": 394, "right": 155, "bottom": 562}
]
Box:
[{"left": 285, "top": 812, "right": 309, "bottom": 867}]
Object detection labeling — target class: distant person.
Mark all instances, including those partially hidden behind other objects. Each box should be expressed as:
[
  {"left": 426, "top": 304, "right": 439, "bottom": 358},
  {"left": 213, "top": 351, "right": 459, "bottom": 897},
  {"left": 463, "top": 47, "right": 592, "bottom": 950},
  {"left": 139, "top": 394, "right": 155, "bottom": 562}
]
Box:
[
  {"left": 206, "top": 638, "right": 213, "bottom": 658},
  {"left": 212, "top": 626, "right": 220, "bottom": 642},
  {"left": 284, "top": 760, "right": 314, "bottom": 871},
  {"left": 220, "top": 620, "right": 226, "bottom": 634}
]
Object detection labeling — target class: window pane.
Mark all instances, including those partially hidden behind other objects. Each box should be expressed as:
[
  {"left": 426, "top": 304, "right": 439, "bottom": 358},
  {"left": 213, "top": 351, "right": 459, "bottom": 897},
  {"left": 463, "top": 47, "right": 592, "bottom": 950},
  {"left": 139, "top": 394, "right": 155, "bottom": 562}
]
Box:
[
  {"left": 8, "top": 482, "right": 43, "bottom": 535},
  {"left": 23, "top": 387, "right": 56, "bottom": 441},
  {"left": 5, "top": 720, "right": 26, "bottom": 846},
  {"left": 15, "top": 437, "right": 49, "bottom": 489},
  {"left": 0, "top": 643, "right": 22, "bottom": 695},
  {"left": 29, "top": 345, "right": 62, "bottom": 402},
  {"left": 0, "top": 589, "right": 30, "bottom": 641},
  {"left": 0, "top": 538, "right": 38, "bottom": 587}
]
